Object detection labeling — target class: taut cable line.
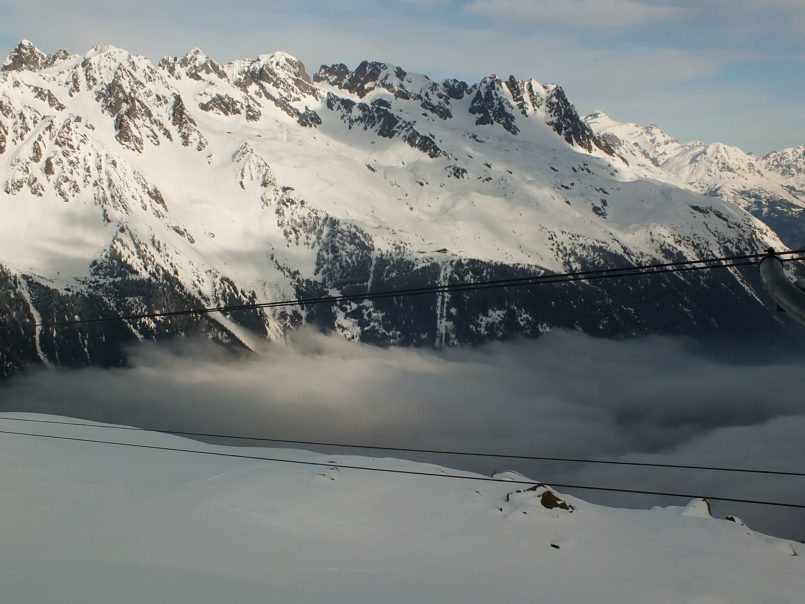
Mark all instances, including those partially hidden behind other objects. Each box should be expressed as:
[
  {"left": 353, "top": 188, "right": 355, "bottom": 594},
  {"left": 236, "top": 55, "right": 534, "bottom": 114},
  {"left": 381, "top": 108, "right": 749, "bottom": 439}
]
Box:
[
  {"left": 2, "top": 416, "right": 803, "bottom": 478},
  {"left": 1, "top": 428, "right": 804, "bottom": 510}
]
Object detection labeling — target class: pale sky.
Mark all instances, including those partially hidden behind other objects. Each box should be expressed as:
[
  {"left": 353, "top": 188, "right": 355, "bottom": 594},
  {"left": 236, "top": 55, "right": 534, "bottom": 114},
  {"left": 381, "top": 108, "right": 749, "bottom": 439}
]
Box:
[{"left": 1, "top": 0, "right": 802, "bottom": 154}]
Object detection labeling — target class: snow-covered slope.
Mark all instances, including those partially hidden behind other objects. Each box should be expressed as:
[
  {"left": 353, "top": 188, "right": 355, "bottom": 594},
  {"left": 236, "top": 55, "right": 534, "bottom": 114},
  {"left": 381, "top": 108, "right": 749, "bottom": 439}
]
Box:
[
  {"left": 585, "top": 111, "right": 805, "bottom": 248},
  {"left": 0, "top": 40, "right": 793, "bottom": 379},
  {"left": 0, "top": 413, "right": 801, "bottom": 604}
]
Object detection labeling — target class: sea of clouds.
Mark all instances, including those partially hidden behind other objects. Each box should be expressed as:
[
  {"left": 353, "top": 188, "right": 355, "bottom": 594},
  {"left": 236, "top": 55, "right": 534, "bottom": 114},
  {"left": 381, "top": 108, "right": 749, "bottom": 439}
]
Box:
[{"left": 1, "top": 329, "right": 803, "bottom": 540}]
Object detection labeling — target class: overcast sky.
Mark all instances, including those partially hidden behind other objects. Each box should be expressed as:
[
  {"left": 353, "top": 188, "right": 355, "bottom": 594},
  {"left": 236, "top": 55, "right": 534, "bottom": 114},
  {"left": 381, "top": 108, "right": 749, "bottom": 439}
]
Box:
[
  {"left": 2, "top": 329, "right": 804, "bottom": 541},
  {"left": 0, "top": 0, "right": 802, "bottom": 154}
]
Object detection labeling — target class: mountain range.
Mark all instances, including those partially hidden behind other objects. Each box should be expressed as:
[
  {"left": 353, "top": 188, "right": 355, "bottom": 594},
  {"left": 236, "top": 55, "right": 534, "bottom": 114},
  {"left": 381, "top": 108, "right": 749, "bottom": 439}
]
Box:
[
  {"left": 0, "top": 40, "right": 800, "bottom": 379},
  {"left": 584, "top": 111, "right": 805, "bottom": 248}
]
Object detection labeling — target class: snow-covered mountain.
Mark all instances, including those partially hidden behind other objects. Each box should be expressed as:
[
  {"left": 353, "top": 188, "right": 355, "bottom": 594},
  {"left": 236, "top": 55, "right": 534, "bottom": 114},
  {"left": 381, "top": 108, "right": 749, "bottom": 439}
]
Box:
[
  {"left": 0, "top": 40, "right": 795, "bottom": 379},
  {"left": 585, "top": 111, "right": 805, "bottom": 248},
  {"left": 765, "top": 145, "right": 805, "bottom": 180},
  {"left": 0, "top": 413, "right": 802, "bottom": 604}
]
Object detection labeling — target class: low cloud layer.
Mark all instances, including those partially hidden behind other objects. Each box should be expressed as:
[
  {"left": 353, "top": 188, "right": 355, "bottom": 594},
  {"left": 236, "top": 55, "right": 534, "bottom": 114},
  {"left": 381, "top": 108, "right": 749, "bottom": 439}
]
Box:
[{"left": 1, "top": 329, "right": 804, "bottom": 540}]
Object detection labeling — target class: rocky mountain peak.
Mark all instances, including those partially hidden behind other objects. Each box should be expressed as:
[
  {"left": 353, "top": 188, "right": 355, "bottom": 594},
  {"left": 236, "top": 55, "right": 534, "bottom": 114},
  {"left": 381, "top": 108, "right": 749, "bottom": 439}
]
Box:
[
  {"left": 695, "top": 142, "right": 763, "bottom": 176},
  {"left": 315, "top": 60, "right": 409, "bottom": 98},
  {"left": 504, "top": 77, "right": 547, "bottom": 115},
  {"left": 49, "top": 49, "right": 74, "bottom": 65},
  {"left": 764, "top": 145, "right": 805, "bottom": 179},
  {"left": 465, "top": 75, "right": 615, "bottom": 154},
  {"left": 258, "top": 51, "right": 312, "bottom": 80},
  {"left": 84, "top": 43, "right": 135, "bottom": 62},
  {"left": 230, "top": 51, "right": 320, "bottom": 103},
  {"left": 469, "top": 76, "right": 520, "bottom": 135},
  {"left": 314, "top": 63, "right": 350, "bottom": 87},
  {"left": 79, "top": 44, "right": 157, "bottom": 89},
  {"left": 185, "top": 47, "right": 207, "bottom": 60},
  {"left": 244, "top": 51, "right": 310, "bottom": 85},
  {"left": 315, "top": 61, "right": 456, "bottom": 120},
  {"left": 541, "top": 84, "right": 615, "bottom": 155},
  {"left": 170, "top": 47, "right": 228, "bottom": 81},
  {"left": 2, "top": 40, "right": 51, "bottom": 72},
  {"left": 441, "top": 78, "right": 469, "bottom": 100}
]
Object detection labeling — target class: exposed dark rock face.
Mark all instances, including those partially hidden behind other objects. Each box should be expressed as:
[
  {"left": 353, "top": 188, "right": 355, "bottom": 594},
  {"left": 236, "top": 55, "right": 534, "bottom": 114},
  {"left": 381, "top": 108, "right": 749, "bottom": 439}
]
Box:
[
  {"left": 30, "top": 85, "right": 66, "bottom": 111},
  {"left": 298, "top": 107, "right": 322, "bottom": 127},
  {"left": 315, "top": 63, "right": 351, "bottom": 88},
  {"left": 442, "top": 79, "right": 469, "bottom": 100},
  {"left": 0, "top": 269, "right": 43, "bottom": 378},
  {"left": 469, "top": 77, "right": 520, "bottom": 135},
  {"left": 237, "top": 55, "right": 320, "bottom": 102},
  {"left": 199, "top": 94, "right": 244, "bottom": 116},
  {"left": 315, "top": 61, "right": 618, "bottom": 154},
  {"left": 316, "top": 61, "right": 391, "bottom": 98},
  {"left": 543, "top": 86, "right": 615, "bottom": 155},
  {"left": 325, "top": 93, "right": 446, "bottom": 158},
  {"left": 177, "top": 49, "right": 228, "bottom": 81},
  {"left": 306, "top": 247, "right": 776, "bottom": 347},
  {"left": 98, "top": 68, "right": 165, "bottom": 153},
  {"left": 446, "top": 165, "right": 468, "bottom": 179},
  {"left": 171, "top": 95, "right": 207, "bottom": 150},
  {"left": 504, "top": 76, "right": 542, "bottom": 116},
  {"left": 316, "top": 62, "right": 456, "bottom": 121}
]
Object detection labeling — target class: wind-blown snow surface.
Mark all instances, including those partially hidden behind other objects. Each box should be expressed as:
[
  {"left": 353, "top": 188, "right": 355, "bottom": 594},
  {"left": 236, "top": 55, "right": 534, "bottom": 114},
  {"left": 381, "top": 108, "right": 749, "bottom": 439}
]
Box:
[
  {"left": 0, "top": 413, "right": 802, "bottom": 604},
  {"left": 0, "top": 40, "right": 796, "bottom": 380}
]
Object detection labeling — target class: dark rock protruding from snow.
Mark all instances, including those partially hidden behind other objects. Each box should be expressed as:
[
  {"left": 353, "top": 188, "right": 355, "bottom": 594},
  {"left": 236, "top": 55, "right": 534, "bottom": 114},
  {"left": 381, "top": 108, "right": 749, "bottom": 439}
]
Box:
[
  {"left": 469, "top": 77, "right": 520, "bottom": 135},
  {"left": 325, "top": 93, "right": 446, "bottom": 158},
  {"left": 315, "top": 61, "right": 456, "bottom": 120},
  {"left": 316, "top": 60, "right": 393, "bottom": 98},
  {"left": 442, "top": 79, "right": 469, "bottom": 100},
  {"left": 542, "top": 85, "right": 616, "bottom": 155}
]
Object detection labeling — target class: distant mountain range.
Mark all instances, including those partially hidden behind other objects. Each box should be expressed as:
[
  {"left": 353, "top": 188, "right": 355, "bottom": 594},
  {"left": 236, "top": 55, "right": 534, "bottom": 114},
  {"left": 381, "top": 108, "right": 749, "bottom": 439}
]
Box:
[
  {"left": 0, "top": 40, "right": 799, "bottom": 379},
  {"left": 584, "top": 111, "right": 805, "bottom": 248}
]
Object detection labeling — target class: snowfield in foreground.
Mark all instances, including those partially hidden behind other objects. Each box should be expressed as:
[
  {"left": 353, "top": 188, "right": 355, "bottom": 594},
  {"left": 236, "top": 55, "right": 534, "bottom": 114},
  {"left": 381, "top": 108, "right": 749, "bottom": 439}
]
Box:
[{"left": 0, "top": 414, "right": 802, "bottom": 603}]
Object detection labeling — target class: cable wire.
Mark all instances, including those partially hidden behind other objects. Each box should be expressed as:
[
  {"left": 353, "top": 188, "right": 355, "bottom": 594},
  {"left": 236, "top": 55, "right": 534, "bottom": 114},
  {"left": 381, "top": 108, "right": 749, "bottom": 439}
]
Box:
[
  {"left": 0, "top": 427, "right": 802, "bottom": 509},
  {"left": 3, "top": 249, "right": 804, "bottom": 332},
  {"left": 3, "top": 416, "right": 803, "bottom": 478}
]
